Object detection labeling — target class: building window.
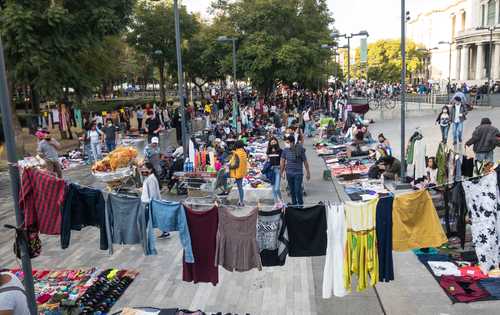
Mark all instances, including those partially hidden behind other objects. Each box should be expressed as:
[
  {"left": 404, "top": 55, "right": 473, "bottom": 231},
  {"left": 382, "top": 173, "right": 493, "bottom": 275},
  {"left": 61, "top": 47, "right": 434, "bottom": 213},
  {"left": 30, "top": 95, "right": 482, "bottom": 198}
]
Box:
[
  {"left": 461, "top": 11, "right": 466, "bottom": 30},
  {"left": 488, "top": 0, "right": 496, "bottom": 25}
]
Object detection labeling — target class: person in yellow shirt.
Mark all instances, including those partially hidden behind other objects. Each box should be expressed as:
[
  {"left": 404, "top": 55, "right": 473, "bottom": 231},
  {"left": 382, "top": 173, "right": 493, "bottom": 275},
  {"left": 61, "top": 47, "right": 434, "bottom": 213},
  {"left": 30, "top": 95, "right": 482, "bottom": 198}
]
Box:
[{"left": 229, "top": 140, "right": 248, "bottom": 206}]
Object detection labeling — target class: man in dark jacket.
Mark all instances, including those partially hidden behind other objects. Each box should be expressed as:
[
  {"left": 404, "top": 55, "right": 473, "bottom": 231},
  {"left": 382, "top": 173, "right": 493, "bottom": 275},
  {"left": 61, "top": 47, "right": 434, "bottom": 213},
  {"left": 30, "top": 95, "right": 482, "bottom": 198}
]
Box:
[
  {"left": 465, "top": 118, "right": 500, "bottom": 162},
  {"left": 450, "top": 96, "right": 467, "bottom": 145}
]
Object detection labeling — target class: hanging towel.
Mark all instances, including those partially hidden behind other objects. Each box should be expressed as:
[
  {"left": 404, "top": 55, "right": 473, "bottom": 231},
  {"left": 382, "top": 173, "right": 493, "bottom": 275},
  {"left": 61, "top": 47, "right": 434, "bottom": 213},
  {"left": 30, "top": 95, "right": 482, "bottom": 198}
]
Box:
[
  {"left": 285, "top": 204, "right": 327, "bottom": 257},
  {"left": 183, "top": 205, "right": 219, "bottom": 286},
  {"left": 150, "top": 200, "right": 194, "bottom": 263},
  {"left": 392, "top": 190, "right": 447, "bottom": 251},
  {"left": 376, "top": 196, "right": 394, "bottom": 282},
  {"left": 322, "top": 204, "right": 348, "bottom": 298},
  {"left": 344, "top": 198, "right": 379, "bottom": 292}
]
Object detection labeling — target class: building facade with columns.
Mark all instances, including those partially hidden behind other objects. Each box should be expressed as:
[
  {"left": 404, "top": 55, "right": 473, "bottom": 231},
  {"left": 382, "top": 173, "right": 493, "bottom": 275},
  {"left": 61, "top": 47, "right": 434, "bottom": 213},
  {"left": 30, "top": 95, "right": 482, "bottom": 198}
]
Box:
[{"left": 408, "top": 0, "right": 500, "bottom": 88}]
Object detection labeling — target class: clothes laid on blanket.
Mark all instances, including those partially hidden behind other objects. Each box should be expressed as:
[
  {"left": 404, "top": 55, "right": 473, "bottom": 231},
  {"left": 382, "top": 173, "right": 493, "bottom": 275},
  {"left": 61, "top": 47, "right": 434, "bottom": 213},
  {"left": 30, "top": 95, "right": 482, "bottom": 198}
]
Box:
[
  {"left": 61, "top": 183, "right": 108, "bottom": 250},
  {"left": 462, "top": 173, "right": 500, "bottom": 273},
  {"left": 256, "top": 209, "right": 289, "bottom": 267},
  {"left": 19, "top": 168, "right": 66, "bottom": 235},
  {"left": 323, "top": 203, "right": 348, "bottom": 298},
  {"left": 285, "top": 204, "right": 327, "bottom": 257},
  {"left": 215, "top": 207, "right": 262, "bottom": 272},
  {"left": 183, "top": 206, "right": 219, "bottom": 285},
  {"left": 479, "top": 278, "right": 500, "bottom": 298},
  {"left": 439, "top": 275, "right": 490, "bottom": 303},
  {"left": 150, "top": 200, "right": 194, "bottom": 263},
  {"left": 344, "top": 197, "right": 379, "bottom": 292},
  {"left": 392, "top": 190, "right": 447, "bottom": 251},
  {"left": 376, "top": 196, "right": 394, "bottom": 282},
  {"left": 105, "top": 193, "right": 156, "bottom": 256},
  {"left": 427, "top": 261, "right": 461, "bottom": 277},
  {"left": 459, "top": 266, "right": 488, "bottom": 280}
]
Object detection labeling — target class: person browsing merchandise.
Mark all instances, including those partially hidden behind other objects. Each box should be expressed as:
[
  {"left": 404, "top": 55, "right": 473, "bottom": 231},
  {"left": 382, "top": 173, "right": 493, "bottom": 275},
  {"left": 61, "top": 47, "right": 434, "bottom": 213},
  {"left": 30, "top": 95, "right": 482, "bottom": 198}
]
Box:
[
  {"left": 35, "top": 129, "right": 62, "bottom": 178},
  {"left": 280, "top": 135, "right": 310, "bottom": 206},
  {"left": 145, "top": 112, "right": 163, "bottom": 143}
]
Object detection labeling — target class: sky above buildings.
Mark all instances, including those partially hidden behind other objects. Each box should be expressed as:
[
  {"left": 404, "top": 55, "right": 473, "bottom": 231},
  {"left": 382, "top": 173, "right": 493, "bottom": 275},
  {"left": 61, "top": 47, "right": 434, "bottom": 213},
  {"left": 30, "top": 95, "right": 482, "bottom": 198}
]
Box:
[{"left": 182, "top": 0, "right": 438, "bottom": 45}]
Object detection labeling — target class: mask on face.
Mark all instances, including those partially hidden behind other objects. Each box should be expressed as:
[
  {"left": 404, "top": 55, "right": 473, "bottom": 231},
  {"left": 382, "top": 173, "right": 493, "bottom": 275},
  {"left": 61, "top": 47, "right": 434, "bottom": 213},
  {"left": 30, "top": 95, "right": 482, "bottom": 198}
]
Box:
[
  {"left": 108, "top": 123, "right": 113, "bottom": 127},
  {"left": 284, "top": 142, "right": 291, "bottom": 148}
]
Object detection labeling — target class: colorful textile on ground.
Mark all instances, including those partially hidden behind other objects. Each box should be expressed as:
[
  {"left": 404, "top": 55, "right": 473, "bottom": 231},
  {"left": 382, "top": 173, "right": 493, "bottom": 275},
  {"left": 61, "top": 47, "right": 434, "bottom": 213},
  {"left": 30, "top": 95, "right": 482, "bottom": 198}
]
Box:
[{"left": 11, "top": 268, "right": 138, "bottom": 314}]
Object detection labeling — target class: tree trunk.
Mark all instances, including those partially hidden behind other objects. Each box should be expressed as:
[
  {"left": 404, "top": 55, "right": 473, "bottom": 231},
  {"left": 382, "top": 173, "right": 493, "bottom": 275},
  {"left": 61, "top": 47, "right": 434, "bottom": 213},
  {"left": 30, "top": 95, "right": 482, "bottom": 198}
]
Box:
[{"left": 159, "top": 63, "right": 166, "bottom": 106}]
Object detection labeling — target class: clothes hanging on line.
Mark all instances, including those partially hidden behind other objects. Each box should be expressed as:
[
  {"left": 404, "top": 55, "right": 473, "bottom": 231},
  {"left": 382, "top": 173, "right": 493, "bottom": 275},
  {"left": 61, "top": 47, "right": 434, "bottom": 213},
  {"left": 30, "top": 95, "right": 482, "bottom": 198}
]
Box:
[
  {"left": 392, "top": 190, "right": 447, "bottom": 251},
  {"left": 183, "top": 205, "right": 219, "bottom": 286},
  {"left": 322, "top": 203, "right": 347, "bottom": 298},
  {"left": 19, "top": 168, "right": 66, "bottom": 235},
  {"left": 105, "top": 193, "right": 156, "bottom": 256},
  {"left": 61, "top": 183, "right": 108, "bottom": 250},
  {"left": 150, "top": 200, "right": 194, "bottom": 263},
  {"left": 215, "top": 207, "right": 262, "bottom": 272},
  {"left": 256, "top": 208, "right": 288, "bottom": 267},
  {"left": 376, "top": 195, "right": 394, "bottom": 282},
  {"left": 285, "top": 204, "right": 327, "bottom": 257},
  {"left": 344, "top": 197, "right": 379, "bottom": 292},
  {"left": 462, "top": 172, "right": 500, "bottom": 273}
]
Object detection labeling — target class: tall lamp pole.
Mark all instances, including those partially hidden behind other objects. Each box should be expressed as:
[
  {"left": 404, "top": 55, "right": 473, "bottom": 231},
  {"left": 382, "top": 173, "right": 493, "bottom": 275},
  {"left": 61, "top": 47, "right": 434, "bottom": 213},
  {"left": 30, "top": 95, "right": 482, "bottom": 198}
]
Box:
[
  {"left": 438, "top": 41, "right": 454, "bottom": 96},
  {"left": 217, "top": 36, "right": 239, "bottom": 131},
  {"left": 400, "top": 1, "right": 407, "bottom": 179},
  {"left": 174, "top": 0, "right": 189, "bottom": 157},
  {"left": 331, "top": 30, "right": 369, "bottom": 96},
  {"left": 0, "top": 38, "right": 37, "bottom": 314}
]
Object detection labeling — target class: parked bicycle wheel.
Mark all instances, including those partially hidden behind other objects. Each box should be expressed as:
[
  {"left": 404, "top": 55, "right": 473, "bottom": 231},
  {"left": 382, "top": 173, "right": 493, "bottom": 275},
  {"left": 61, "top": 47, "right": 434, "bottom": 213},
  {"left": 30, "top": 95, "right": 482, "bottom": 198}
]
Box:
[
  {"left": 368, "top": 98, "right": 380, "bottom": 110},
  {"left": 385, "top": 97, "right": 398, "bottom": 109}
]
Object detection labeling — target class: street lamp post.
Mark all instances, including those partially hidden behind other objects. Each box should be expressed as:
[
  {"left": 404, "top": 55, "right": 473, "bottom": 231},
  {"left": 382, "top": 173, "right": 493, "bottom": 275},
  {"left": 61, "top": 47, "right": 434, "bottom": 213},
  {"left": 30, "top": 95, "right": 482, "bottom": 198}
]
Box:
[
  {"left": 400, "top": 0, "right": 407, "bottom": 179},
  {"left": 217, "top": 35, "right": 239, "bottom": 130},
  {"left": 476, "top": 26, "right": 500, "bottom": 105},
  {"left": 174, "top": 0, "right": 189, "bottom": 157},
  {"left": 331, "top": 30, "right": 369, "bottom": 96},
  {"left": 0, "top": 37, "right": 37, "bottom": 314},
  {"left": 438, "top": 41, "right": 454, "bottom": 96}
]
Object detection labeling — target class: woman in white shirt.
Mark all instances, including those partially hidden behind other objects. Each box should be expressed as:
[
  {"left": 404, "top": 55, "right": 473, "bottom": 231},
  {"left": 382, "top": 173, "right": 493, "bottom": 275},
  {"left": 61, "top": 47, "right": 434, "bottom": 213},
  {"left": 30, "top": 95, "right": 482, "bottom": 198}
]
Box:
[
  {"left": 0, "top": 271, "right": 30, "bottom": 315},
  {"left": 87, "top": 123, "right": 103, "bottom": 162},
  {"left": 141, "top": 162, "right": 169, "bottom": 239}
]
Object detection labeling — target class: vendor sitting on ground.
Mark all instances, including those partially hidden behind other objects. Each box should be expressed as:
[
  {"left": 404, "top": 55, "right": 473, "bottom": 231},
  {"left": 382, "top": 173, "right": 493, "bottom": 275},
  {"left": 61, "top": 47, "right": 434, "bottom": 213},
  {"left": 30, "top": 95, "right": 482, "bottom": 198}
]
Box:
[
  {"left": 347, "top": 131, "right": 370, "bottom": 158},
  {"left": 369, "top": 156, "right": 402, "bottom": 180},
  {"left": 36, "top": 129, "right": 62, "bottom": 178}
]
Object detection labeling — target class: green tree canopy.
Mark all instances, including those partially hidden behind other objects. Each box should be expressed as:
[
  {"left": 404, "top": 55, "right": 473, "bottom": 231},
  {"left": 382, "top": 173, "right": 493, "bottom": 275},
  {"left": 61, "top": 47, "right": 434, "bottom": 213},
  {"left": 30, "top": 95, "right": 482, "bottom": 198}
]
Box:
[
  {"left": 352, "top": 39, "right": 426, "bottom": 82},
  {"left": 213, "top": 0, "right": 334, "bottom": 96},
  {"left": 128, "top": 0, "right": 199, "bottom": 104},
  {"left": 0, "top": 0, "right": 134, "bottom": 106}
]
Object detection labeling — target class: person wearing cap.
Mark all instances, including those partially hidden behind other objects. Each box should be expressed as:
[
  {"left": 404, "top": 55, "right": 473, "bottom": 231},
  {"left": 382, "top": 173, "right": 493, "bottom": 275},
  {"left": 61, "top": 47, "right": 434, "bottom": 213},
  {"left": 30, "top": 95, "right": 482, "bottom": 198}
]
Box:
[
  {"left": 450, "top": 96, "right": 467, "bottom": 145},
  {"left": 465, "top": 118, "right": 500, "bottom": 162},
  {"left": 36, "top": 129, "right": 62, "bottom": 178},
  {"left": 143, "top": 137, "right": 162, "bottom": 175}
]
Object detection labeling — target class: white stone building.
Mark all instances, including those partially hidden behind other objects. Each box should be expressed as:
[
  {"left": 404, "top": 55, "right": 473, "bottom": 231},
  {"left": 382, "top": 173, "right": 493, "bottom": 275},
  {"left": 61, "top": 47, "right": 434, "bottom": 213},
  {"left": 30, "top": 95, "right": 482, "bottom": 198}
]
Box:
[{"left": 408, "top": 0, "right": 500, "bottom": 87}]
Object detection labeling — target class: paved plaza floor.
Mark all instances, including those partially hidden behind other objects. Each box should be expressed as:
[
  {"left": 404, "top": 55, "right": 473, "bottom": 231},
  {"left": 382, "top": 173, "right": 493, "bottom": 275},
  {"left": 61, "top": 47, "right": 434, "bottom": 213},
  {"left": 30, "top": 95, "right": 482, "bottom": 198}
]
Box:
[{"left": 1, "top": 107, "right": 500, "bottom": 314}]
